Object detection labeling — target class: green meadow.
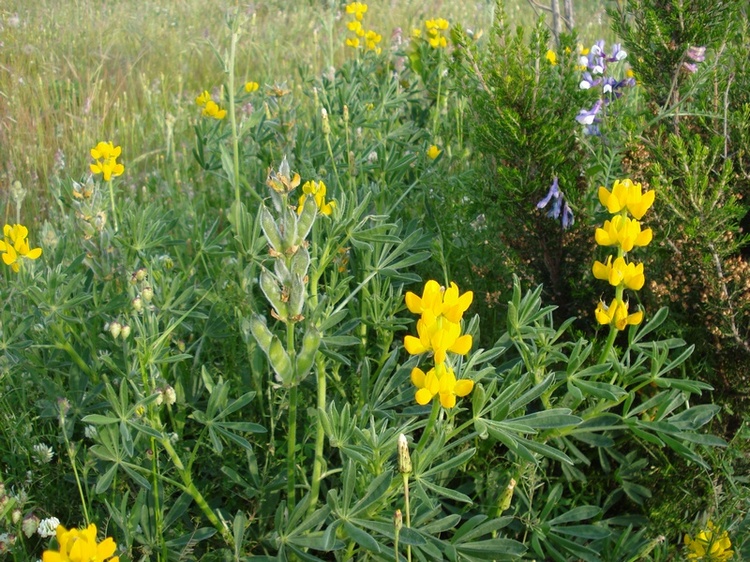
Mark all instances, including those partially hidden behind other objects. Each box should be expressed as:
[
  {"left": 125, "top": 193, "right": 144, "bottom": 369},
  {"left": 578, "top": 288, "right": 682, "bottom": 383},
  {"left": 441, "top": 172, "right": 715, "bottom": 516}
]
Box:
[{"left": 0, "top": 0, "right": 748, "bottom": 560}]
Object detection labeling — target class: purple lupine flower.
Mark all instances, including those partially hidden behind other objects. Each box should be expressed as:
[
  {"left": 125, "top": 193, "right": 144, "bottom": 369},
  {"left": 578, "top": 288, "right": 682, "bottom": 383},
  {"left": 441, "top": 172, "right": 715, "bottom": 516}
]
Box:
[
  {"left": 537, "top": 177, "right": 575, "bottom": 229},
  {"left": 590, "top": 40, "right": 605, "bottom": 56},
  {"left": 562, "top": 202, "right": 575, "bottom": 229},
  {"left": 609, "top": 43, "right": 627, "bottom": 62},
  {"left": 579, "top": 72, "right": 599, "bottom": 90},
  {"left": 686, "top": 45, "right": 706, "bottom": 62},
  {"left": 601, "top": 76, "right": 618, "bottom": 94},
  {"left": 537, "top": 176, "right": 561, "bottom": 211},
  {"left": 575, "top": 99, "right": 603, "bottom": 125}
]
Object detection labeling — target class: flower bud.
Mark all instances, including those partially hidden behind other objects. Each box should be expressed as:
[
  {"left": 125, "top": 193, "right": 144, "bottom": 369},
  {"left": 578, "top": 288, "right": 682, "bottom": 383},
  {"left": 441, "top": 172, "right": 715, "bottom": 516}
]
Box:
[
  {"left": 154, "top": 389, "right": 164, "bottom": 406},
  {"left": 142, "top": 286, "right": 154, "bottom": 303},
  {"left": 394, "top": 509, "right": 403, "bottom": 532},
  {"left": 12, "top": 508, "right": 22, "bottom": 525},
  {"left": 22, "top": 515, "right": 39, "bottom": 538},
  {"left": 120, "top": 325, "right": 131, "bottom": 339},
  {"left": 108, "top": 321, "right": 122, "bottom": 339},
  {"left": 164, "top": 385, "right": 177, "bottom": 406},
  {"left": 132, "top": 296, "right": 143, "bottom": 313},
  {"left": 321, "top": 107, "right": 330, "bottom": 135},
  {"left": 397, "top": 434, "right": 412, "bottom": 474}
]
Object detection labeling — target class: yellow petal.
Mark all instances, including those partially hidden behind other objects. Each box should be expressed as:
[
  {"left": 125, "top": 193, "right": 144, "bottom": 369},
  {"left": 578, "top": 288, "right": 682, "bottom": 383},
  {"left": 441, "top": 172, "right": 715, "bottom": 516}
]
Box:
[
  {"left": 410, "top": 367, "right": 426, "bottom": 388},
  {"left": 449, "top": 334, "right": 473, "bottom": 356},
  {"left": 404, "top": 335, "right": 427, "bottom": 355},
  {"left": 454, "top": 379, "right": 474, "bottom": 397}
]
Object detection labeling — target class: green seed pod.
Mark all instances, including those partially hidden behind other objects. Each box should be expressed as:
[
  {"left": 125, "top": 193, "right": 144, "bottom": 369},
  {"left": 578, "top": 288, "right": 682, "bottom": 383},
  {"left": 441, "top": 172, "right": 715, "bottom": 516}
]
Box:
[
  {"left": 280, "top": 207, "right": 299, "bottom": 253},
  {"left": 260, "top": 206, "right": 284, "bottom": 253},
  {"left": 290, "top": 245, "right": 310, "bottom": 279},
  {"left": 269, "top": 337, "right": 294, "bottom": 386},
  {"left": 249, "top": 314, "right": 273, "bottom": 352},
  {"left": 287, "top": 274, "right": 306, "bottom": 319},
  {"left": 295, "top": 325, "right": 320, "bottom": 382},
  {"left": 498, "top": 478, "right": 516, "bottom": 512},
  {"left": 296, "top": 196, "right": 317, "bottom": 244},
  {"left": 259, "top": 268, "right": 287, "bottom": 321},
  {"left": 274, "top": 258, "right": 292, "bottom": 285}
]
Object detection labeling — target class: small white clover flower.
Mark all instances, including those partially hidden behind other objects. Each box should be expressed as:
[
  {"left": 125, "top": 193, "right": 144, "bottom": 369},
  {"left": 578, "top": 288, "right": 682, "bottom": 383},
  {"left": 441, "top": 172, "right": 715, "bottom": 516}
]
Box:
[
  {"left": 84, "top": 425, "right": 98, "bottom": 439},
  {"left": 22, "top": 515, "right": 39, "bottom": 538},
  {"left": 32, "top": 443, "right": 54, "bottom": 465},
  {"left": 37, "top": 516, "right": 60, "bottom": 538}
]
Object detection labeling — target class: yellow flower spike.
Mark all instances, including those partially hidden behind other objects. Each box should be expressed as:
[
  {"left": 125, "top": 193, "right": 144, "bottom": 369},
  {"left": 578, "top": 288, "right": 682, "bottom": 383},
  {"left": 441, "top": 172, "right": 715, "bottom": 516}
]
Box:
[
  {"left": 437, "top": 365, "right": 474, "bottom": 409},
  {"left": 685, "top": 521, "right": 734, "bottom": 561},
  {"left": 1, "top": 223, "right": 42, "bottom": 272},
  {"left": 195, "top": 90, "right": 211, "bottom": 107},
  {"left": 244, "top": 81, "right": 259, "bottom": 93},
  {"left": 43, "top": 523, "right": 120, "bottom": 562},
  {"left": 405, "top": 279, "right": 443, "bottom": 316},
  {"left": 297, "top": 180, "right": 336, "bottom": 216},
  {"left": 599, "top": 179, "right": 655, "bottom": 219},
  {"left": 593, "top": 256, "right": 645, "bottom": 290},
  {"left": 426, "top": 145, "right": 441, "bottom": 159},
  {"left": 545, "top": 50, "right": 557, "bottom": 65},
  {"left": 411, "top": 366, "right": 440, "bottom": 405},
  {"left": 202, "top": 100, "right": 227, "bottom": 120},
  {"left": 442, "top": 282, "right": 474, "bottom": 323},
  {"left": 595, "top": 299, "right": 643, "bottom": 330},
  {"left": 595, "top": 215, "right": 652, "bottom": 252}
]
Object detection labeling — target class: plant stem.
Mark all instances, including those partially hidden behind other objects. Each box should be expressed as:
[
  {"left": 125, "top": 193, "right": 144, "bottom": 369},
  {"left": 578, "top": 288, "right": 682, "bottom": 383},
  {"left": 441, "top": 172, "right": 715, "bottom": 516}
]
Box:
[
  {"left": 308, "top": 353, "right": 327, "bottom": 515},
  {"left": 286, "top": 321, "right": 298, "bottom": 511},
  {"left": 108, "top": 180, "right": 118, "bottom": 232},
  {"left": 402, "top": 472, "right": 412, "bottom": 562},
  {"left": 416, "top": 400, "right": 440, "bottom": 454},
  {"left": 60, "top": 412, "right": 90, "bottom": 526}
]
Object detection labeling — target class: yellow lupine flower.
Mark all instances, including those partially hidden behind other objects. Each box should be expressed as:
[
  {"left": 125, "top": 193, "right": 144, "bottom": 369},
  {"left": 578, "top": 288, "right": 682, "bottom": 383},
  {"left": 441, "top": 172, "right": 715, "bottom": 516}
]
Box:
[
  {"left": 426, "top": 145, "right": 441, "bottom": 159},
  {"left": 202, "top": 100, "right": 227, "bottom": 120},
  {"left": 89, "top": 141, "right": 125, "bottom": 182},
  {"left": 195, "top": 90, "right": 211, "bottom": 107},
  {"left": 595, "top": 215, "right": 653, "bottom": 252},
  {"left": 595, "top": 298, "right": 643, "bottom": 330},
  {"left": 43, "top": 523, "right": 119, "bottom": 562},
  {"left": 592, "top": 256, "right": 645, "bottom": 290},
  {"left": 345, "top": 1, "right": 368, "bottom": 21},
  {"left": 404, "top": 280, "right": 473, "bottom": 323},
  {"left": 365, "top": 29, "right": 382, "bottom": 51},
  {"left": 404, "top": 313, "right": 472, "bottom": 364},
  {"left": 411, "top": 363, "right": 473, "bottom": 409},
  {"left": 345, "top": 37, "right": 360, "bottom": 49},
  {"left": 598, "top": 178, "right": 655, "bottom": 220},
  {"left": 0, "top": 224, "right": 42, "bottom": 272},
  {"left": 545, "top": 50, "right": 557, "bottom": 65},
  {"left": 244, "top": 81, "right": 259, "bottom": 93},
  {"left": 684, "top": 521, "right": 733, "bottom": 561},
  {"left": 297, "top": 180, "right": 335, "bottom": 216}
]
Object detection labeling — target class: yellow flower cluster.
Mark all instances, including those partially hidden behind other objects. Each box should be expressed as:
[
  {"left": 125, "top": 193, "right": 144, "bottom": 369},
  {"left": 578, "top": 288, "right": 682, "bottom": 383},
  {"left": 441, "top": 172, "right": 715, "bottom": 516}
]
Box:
[
  {"left": 684, "top": 521, "right": 733, "bottom": 561},
  {"left": 545, "top": 49, "right": 557, "bottom": 65},
  {"left": 195, "top": 90, "right": 227, "bottom": 120},
  {"left": 0, "top": 223, "right": 42, "bottom": 272},
  {"left": 426, "top": 145, "right": 441, "bottom": 160},
  {"left": 89, "top": 141, "right": 124, "bottom": 182},
  {"left": 424, "top": 18, "right": 449, "bottom": 49},
  {"left": 344, "top": 2, "right": 381, "bottom": 54},
  {"left": 42, "top": 523, "right": 119, "bottom": 562},
  {"left": 297, "top": 180, "right": 336, "bottom": 216},
  {"left": 593, "top": 179, "right": 654, "bottom": 330},
  {"left": 404, "top": 280, "right": 474, "bottom": 408}
]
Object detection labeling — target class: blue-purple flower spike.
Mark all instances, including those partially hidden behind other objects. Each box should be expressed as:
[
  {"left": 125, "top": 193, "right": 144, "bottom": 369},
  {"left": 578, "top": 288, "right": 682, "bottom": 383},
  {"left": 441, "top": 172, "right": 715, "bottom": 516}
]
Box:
[{"left": 537, "top": 177, "right": 575, "bottom": 229}]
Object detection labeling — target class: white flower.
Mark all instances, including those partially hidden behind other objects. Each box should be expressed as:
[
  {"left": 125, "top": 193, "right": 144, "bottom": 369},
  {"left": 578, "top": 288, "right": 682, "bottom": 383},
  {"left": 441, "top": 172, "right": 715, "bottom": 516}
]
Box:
[
  {"left": 32, "top": 443, "right": 54, "bottom": 465},
  {"left": 37, "top": 517, "right": 60, "bottom": 538},
  {"left": 84, "top": 425, "right": 98, "bottom": 439}
]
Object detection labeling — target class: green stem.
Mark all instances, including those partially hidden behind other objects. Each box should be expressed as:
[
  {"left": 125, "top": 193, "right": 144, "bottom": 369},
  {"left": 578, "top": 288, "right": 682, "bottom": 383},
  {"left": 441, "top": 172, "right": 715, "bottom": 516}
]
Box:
[
  {"left": 416, "top": 400, "right": 440, "bottom": 454},
  {"left": 324, "top": 131, "right": 343, "bottom": 193},
  {"left": 432, "top": 55, "right": 444, "bottom": 135},
  {"left": 286, "top": 321, "right": 298, "bottom": 511},
  {"left": 151, "top": 435, "right": 166, "bottom": 562},
  {"left": 402, "top": 472, "right": 412, "bottom": 562},
  {"left": 108, "top": 180, "right": 118, "bottom": 232},
  {"left": 60, "top": 413, "right": 90, "bottom": 526},
  {"left": 227, "top": 21, "right": 241, "bottom": 212},
  {"left": 308, "top": 353, "right": 327, "bottom": 515}
]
